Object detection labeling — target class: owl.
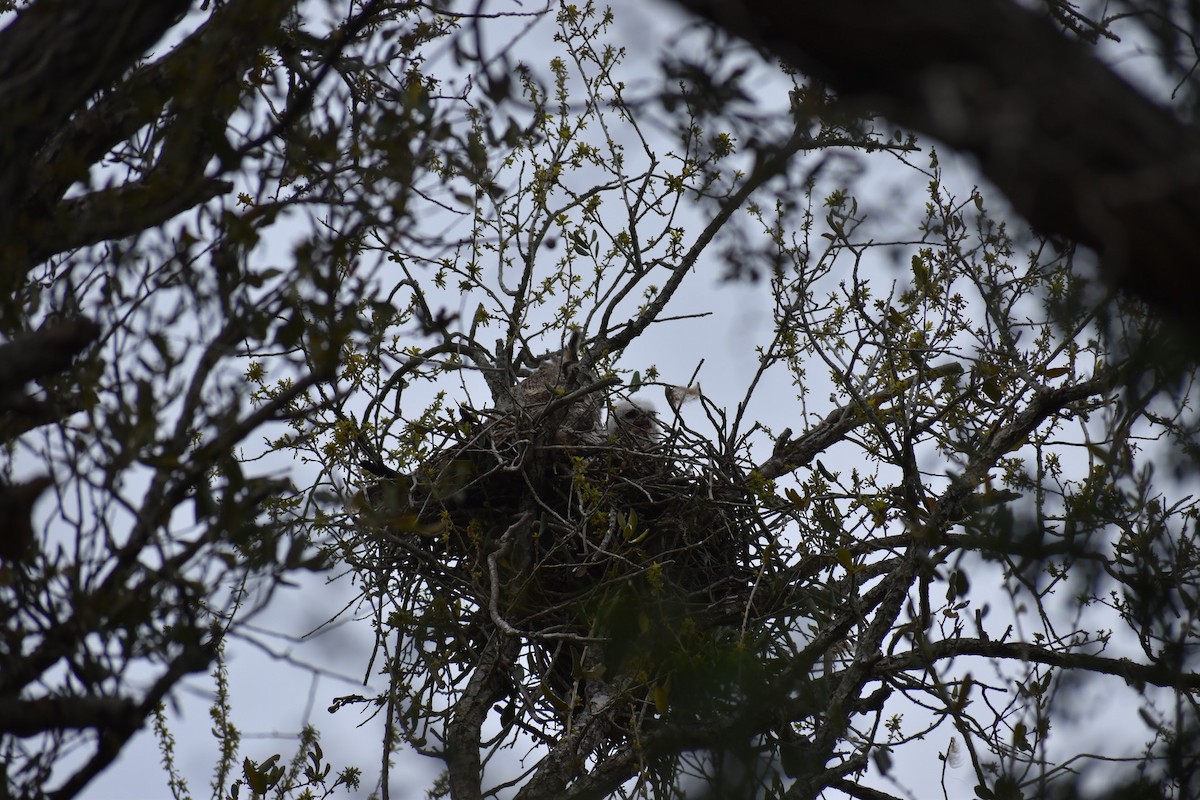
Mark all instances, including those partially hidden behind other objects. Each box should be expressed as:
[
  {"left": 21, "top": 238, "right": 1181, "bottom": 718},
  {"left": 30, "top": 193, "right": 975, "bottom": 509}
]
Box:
[
  {"left": 605, "top": 398, "right": 661, "bottom": 449},
  {"left": 499, "top": 333, "right": 604, "bottom": 451}
]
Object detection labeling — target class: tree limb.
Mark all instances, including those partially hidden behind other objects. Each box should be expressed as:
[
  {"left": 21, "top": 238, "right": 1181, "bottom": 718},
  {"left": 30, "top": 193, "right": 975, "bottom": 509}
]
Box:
[
  {"left": 446, "top": 635, "right": 517, "bottom": 800},
  {"left": 667, "top": 0, "right": 1200, "bottom": 332},
  {"left": 0, "top": 316, "right": 100, "bottom": 389},
  {"left": 875, "top": 637, "right": 1200, "bottom": 692},
  {"left": 0, "top": 696, "right": 137, "bottom": 738},
  {"left": 0, "top": 0, "right": 191, "bottom": 235},
  {"left": 755, "top": 362, "right": 963, "bottom": 480}
]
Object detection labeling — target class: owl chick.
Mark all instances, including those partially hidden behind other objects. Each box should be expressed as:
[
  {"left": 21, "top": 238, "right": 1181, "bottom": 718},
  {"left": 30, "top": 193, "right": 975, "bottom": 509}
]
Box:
[
  {"left": 606, "top": 398, "right": 661, "bottom": 448},
  {"left": 490, "top": 334, "right": 605, "bottom": 460}
]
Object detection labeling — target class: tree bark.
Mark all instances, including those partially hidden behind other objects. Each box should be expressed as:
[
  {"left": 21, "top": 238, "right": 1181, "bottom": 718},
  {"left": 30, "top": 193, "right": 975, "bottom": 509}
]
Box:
[
  {"left": 446, "top": 635, "right": 518, "bottom": 800},
  {"left": 669, "top": 0, "right": 1200, "bottom": 335},
  {"left": 0, "top": 0, "right": 191, "bottom": 235}
]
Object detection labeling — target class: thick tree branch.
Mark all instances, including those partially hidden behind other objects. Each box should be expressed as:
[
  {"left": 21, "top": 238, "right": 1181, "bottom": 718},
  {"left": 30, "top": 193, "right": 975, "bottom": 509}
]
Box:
[
  {"left": 668, "top": 0, "right": 1200, "bottom": 333},
  {"left": 15, "top": 177, "right": 234, "bottom": 271},
  {"left": 0, "top": 0, "right": 191, "bottom": 235},
  {"left": 876, "top": 637, "right": 1200, "bottom": 692},
  {"left": 0, "top": 317, "right": 101, "bottom": 442},
  {"left": 0, "top": 316, "right": 99, "bottom": 390},
  {"left": 0, "top": 696, "right": 137, "bottom": 738},
  {"left": 2, "top": 0, "right": 298, "bottom": 284},
  {"left": 446, "top": 635, "right": 516, "bottom": 800}
]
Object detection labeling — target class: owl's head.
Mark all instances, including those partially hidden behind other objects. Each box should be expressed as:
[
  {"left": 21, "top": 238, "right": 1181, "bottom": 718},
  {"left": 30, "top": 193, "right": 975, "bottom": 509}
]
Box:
[{"left": 606, "top": 398, "right": 661, "bottom": 442}]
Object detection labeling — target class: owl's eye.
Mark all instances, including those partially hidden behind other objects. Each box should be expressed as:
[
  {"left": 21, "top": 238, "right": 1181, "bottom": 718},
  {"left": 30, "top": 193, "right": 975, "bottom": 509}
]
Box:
[{"left": 622, "top": 409, "right": 640, "bottom": 420}]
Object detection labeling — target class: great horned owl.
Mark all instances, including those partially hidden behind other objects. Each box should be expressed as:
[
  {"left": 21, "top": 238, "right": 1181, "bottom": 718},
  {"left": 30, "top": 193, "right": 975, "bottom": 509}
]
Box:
[
  {"left": 605, "top": 398, "right": 661, "bottom": 449},
  {"left": 497, "top": 334, "right": 604, "bottom": 453},
  {"left": 510, "top": 353, "right": 600, "bottom": 440}
]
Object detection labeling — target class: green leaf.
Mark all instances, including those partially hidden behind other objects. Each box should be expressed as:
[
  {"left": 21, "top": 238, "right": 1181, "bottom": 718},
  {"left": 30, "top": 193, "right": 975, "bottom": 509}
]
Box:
[
  {"left": 946, "top": 569, "right": 970, "bottom": 601},
  {"left": 994, "top": 775, "right": 1024, "bottom": 800},
  {"left": 276, "top": 311, "right": 305, "bottom": 348},
  {"left": 651, "top": 683, "right": 670, "bottom": 714},
  {"left": 836, "top": 547, "right": 855, "bottom": 572},
  {"left": 1013, "top": 721, "right": 1030, "bottom": 752}
]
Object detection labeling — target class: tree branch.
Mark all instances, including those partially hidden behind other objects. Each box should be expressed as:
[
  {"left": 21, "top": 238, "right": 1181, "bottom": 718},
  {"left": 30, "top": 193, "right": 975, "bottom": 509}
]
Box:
[
  {"left": 876, "top": 637, "right": 1200, "bottom": 692},
  {"left": 667, "top": 0, "right": 1200, "bottom": 333},
  {"left": 0, "top": 0, "right": 191, "bottom": 235},
  {"left": 445, "top": 635, "right": 516, "bottom": 800},
  {"left": 0, "top": 316, "right": 99, "bottom": 389},
  {"left": 0, "top": 696, "right": 137, "bottom": 738},
  {"left": 16, "top": 178, "right": 233, "bottom": 271},
  {"left": 755, "top": 362, "right": 964, "bottom": 480}
]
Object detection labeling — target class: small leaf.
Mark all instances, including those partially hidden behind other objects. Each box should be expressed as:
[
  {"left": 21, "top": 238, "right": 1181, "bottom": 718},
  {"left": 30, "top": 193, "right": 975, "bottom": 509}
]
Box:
[
  {"left": 836, "top": 547, "right": 855, "bottom": 572},
  {"left": 540, "top": 681, "right": 572, "bottom": 714},
  {"left": 873, "top": 747, "right": 892, "bottom": 775},
  {"left": 994, "top": 775, "right": 1024, "bottom": 800},
  {"left": 581, "top": 662, "right": 606, "bottom": 680},
  {"left": 651, "top": 683, "right": 670, "bottom": 714},
  {"left": 1013, "top": 721, "right": 1031, "bottom": 752},
  {"left": 946, "top": 569, "right": 970, "bottom": 601},
  {"left": 276, "top": 312, "right": 305, "bottom": 348},
  {"left": 952, "top": 675, "right": 974, "bottom": 710}
]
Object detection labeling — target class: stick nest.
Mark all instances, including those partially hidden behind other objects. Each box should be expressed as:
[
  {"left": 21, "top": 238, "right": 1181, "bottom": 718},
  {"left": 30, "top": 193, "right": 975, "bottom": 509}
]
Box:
[{"left": 350, "top": 384, "right": 783, "bottom": 728}]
